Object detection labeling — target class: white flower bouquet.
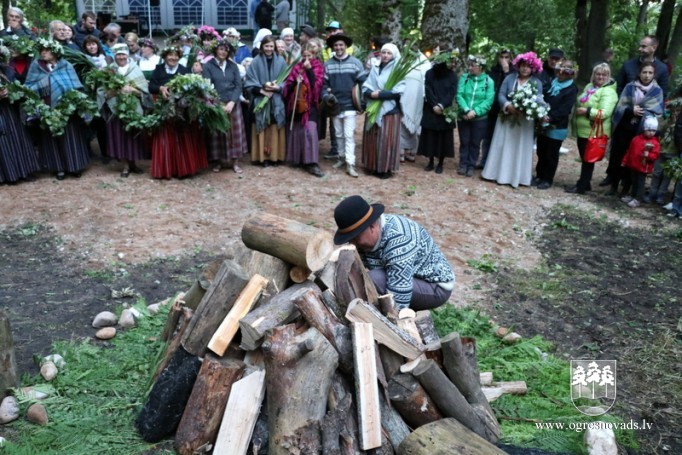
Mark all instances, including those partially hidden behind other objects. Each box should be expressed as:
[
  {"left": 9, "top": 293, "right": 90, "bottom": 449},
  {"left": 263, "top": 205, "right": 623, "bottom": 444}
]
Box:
[{"left": 505, "top": 83, "right": 549, "bottom": 125}]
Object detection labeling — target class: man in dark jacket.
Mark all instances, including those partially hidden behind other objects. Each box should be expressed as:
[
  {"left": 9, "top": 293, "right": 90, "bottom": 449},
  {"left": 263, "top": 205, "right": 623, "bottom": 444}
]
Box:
[
  {"left": 539, "top": 48, "right": 564, "bottom": 93},
  {"left": 323, "top": 34, "right": 364, "bottom": 178},
  {"left": 616, "top": 35, "right": 669, "bottom": 97},
  {"left": 0, "top": 7, "right": 35, "bottom": 39},
  {"left": 73, "top": 12, "right": 100, "bottom": 49},
  {"left": 254, "top": 0, "right": 275, "bottom": 31}
]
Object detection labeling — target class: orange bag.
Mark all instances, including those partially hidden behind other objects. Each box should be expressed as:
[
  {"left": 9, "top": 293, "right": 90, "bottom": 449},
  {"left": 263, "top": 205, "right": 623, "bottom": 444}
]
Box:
[{"left": 584, "top": 111, "right": 608, "bottom": 163}]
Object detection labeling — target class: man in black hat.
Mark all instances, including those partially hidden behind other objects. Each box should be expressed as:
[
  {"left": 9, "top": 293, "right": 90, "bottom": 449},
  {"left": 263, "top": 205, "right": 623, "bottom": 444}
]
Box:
[
  {"left": 539, "top": 48, "right": 564, "bottom": 93},
  {"left": 323, "top": 34, "right": 364, "bottom": 178},
  {"left": 333, "top": 195, "right": 455, "bottom": 310}
]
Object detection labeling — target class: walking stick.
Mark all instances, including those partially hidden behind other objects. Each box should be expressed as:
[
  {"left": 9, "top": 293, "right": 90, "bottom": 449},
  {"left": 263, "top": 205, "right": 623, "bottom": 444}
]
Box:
[{"left": 290, "top": 78, "right": 301, "bottom": 131}]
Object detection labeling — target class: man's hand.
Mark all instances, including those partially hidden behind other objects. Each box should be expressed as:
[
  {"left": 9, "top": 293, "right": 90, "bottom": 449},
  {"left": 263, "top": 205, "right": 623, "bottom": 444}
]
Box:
[{"left": 159, "top": 86, "right": 170, "bottom": 99}]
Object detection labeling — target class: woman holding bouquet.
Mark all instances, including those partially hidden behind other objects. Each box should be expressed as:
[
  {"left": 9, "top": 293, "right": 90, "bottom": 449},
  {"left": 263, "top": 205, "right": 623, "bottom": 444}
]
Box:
[
  {"left": 362, "top": 43, "right": 406, "bottom": 179},
  {"left": 282, "top": 42, "right": 325, "bottom": 177},
  {"left": 102, "top": 43, "right": 151, "bottom": 177},
  {"left": 25, "top": 39, "right": 90, "bottom": 180},
  {"left": 534, "top": 60, "right": 578, "bottom": 189},
  {"left": 202, "top": 40, "right": 248, "bottom": 173},
  {"left": 565, "top": 63, "right": 618, "bottom": 194},
  {"left": 244, "top": 35, "right": 287, "bottom": 167},
  {"left": 149, "top": 46, "right": 208, "bottom": 179},
  {"left": 482, "top": 51, "right": 545, "bottom": 188},
  {"left": 604, "top": 62, "right": 664, "bottom": 196}
]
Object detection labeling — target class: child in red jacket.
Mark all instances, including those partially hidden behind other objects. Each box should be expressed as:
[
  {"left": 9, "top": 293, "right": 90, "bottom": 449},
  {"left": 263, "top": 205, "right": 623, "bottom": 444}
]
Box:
[{"left": 621, "top": 116, "right": 660, "bottom": 208}]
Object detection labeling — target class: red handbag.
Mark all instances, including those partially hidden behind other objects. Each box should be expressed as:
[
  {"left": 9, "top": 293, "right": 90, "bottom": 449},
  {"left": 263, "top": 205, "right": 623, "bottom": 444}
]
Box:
[{"left": 584, "top": 111, "right": 608, "bottom": 163}]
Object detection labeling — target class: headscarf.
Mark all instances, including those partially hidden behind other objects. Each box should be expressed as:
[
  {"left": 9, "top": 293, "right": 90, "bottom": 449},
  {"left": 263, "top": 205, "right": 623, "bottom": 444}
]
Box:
[
  {"left": 253, "top": 28, "right": 272, "bottom": 50},
  {"left": 381, "top": 43, "right": 401, "bottom": 63},
  {"left": 280, "top": 27, "right": 294, "bottom": 38}
]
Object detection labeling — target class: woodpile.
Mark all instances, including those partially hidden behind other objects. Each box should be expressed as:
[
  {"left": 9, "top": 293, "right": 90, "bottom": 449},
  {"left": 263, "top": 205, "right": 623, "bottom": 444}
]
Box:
[{"left": 135, "top": 213, "right": 506, "bottom": 454}]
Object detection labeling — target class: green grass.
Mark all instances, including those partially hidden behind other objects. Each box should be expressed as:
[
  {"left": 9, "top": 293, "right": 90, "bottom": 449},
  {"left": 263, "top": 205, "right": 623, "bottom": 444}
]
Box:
[
  {"left": 432, "top": 306, "right": 638, "bottom": 454},
  {"left": 2, "top": 303, "right": 170, "bottom": 455},
  {"left": 467, "top": 254, "right": 499, "bottom": 273}
]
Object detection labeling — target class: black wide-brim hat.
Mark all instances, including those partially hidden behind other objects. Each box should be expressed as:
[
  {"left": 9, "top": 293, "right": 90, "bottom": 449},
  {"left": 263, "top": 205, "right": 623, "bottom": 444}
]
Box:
[
  {"left": 333, "top": 195, "right": 384, "bottom": 245},
  {"left": 326, "top": 34, "right": 353, "bottom": 49}
]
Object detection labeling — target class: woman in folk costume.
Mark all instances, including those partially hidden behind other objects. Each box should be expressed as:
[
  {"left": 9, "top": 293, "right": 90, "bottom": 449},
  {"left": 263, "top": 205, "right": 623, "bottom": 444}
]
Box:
[
  {"left": 101, "top": 43, "right": 152, "bottom": 177},
  {"left": 149, "top": 46, "right": 208, "bottom": 179},
  {"left": 202, "top": 39, "right": 248, "bottom": 173},
  {"left": 282, "top": 42, "right": 325, "bottom": 177},
  {"left": 362, "top": 43, "right": 406, "bottom": 179},
  {"left": 244, "top": 34, "right": 287, "bottom": 167},
  {"left": 25, "top": 39, "right": 90, "bottom": 180},
  {"left": 0, "top": 45, "right": 39, "bottom": 183},
  {"left": 400, "top": 44, "right": 430, "bottom": 163}
]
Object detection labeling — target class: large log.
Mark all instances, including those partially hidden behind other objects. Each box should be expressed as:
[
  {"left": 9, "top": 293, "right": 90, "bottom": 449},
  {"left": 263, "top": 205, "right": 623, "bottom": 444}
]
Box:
[
  {"left": 174, "top": 355, "right": 245, "bottom": 454},
  {"left": 378, "top": 388, "right": 411, "bottom": 450},
  {"left": 0, "top": 312, "right": 18, "bottom": 397},
  {"left": 378, "top": 344, "right": 404, "bottom": 381},
  {"left": 233, "top": 245, "right": 291, "bottom": 296},
  {"left": 387, "top": 373, "right": 443, "bottom": 428},
  {"left": 335, "top": 248, "right": 379, "bottom": 310},
  {"left": 181, "top": 260, "right": 249, "bottom": 357},
  {"left": 440, "top": 333, "right": 499, "bottom": 438},
  {"left": 207, "top": 274, "right": 268, "bottom": 356},
  {"left": 241, "top": 212, "right": 334, "bottom": 272},
  {"left": 262, "top": 325, "right": 339, "bottom": 455},
  {"left": 322, "top": 372, "right": 361, "bottom": 455},
  {"left": 351, "top": 323, "right": 382, "bottom": 450},
  {"left": 238, "top": 282, "right": 319, "bottom": 351},
  {"left": 411, "top": 359, "right": 499, "bottom": 443},
  {"left": 153, "top": 307, "right": 194, "bottom": 382},
  {"left": 213, "top": 369, "right": 267, "bottom": 455},
  {"left": 397, "top": 418, "right": 507, "bottom": 455},
  {"left": 346, "top": 299, "right": 423, "bottom": 360},
  {"left": 292, "top": 287, "right": 354, "bottom": 373}
]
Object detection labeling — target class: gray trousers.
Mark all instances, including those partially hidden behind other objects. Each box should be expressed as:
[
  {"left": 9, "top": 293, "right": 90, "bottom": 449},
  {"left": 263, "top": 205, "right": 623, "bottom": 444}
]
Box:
[{"left": 368, "top": 268, "right": 452, "bottom": 310}]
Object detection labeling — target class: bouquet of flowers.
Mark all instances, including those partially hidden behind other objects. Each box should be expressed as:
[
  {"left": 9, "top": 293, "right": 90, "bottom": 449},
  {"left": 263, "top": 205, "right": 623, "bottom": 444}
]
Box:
[
  {"left": 156, "top": 73, "right": 230, "bottom": 133},
  {"left": 505, "top": 82, "right": 549, "bottom": 125},
  {"left": 1, "top": 35, "right": 34, "bottom": 56},
  {"left": 444, "top": 104, "right": 459, "bottom": 124}
]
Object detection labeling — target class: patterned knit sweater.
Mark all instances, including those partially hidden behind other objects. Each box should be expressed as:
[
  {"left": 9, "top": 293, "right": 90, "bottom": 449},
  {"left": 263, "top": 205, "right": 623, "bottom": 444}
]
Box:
[{"left": 362, "top": 215, "right": 455, "bottom": 308}]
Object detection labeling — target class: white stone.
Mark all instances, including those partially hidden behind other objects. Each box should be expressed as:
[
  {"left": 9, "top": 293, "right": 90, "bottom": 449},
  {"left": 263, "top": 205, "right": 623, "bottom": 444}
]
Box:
[
  {"left": 0, "top": 435, "right": 6, "bottom": 446},
  {"left": 118, "top": 309, "right": 137, "bottom": 328},
  {"left": 92, "top": 311, "right": 117, "bottom": 328},
  {"left": 0, "top": 396, "right": 20, "bottom": 424},
  {"left": 40, "top": 361, "right": 58, "bottom": 381},
  {"left": 20, "top": 387, "right": 49, "bottom": 400},
  {"left": 585, "top": 423, "right": 617, "bottom": 455},
  {"left": 502, "top": 332, "right": 522, "bottom": 344},
  {"left": 129, "top": 307, "right": 142, "bottom": 319},
  {"left": 96, "top": 327, "right": 117, "bottom": 340},
  {"left": 147, "top": 303, "right": 161, "bottom": 315},
  {"left": 43, "top": 353, "right": 65, "bottom": 368}
]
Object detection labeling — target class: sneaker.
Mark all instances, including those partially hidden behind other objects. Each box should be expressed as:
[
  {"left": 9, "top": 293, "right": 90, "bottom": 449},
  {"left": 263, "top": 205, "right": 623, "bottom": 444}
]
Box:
[
  {"left": 627, "top": 199, "right": 640, "bottom": 208},
  {"left": 667, "top": 211, "right": 680, "bottom": 218},
  {"left": 621, "top": 195, "right": 634, "bottom": 204},
  {"left": 324, "top": 150, "right": 340, "bottom": 160},
  {"left": 347, "top": 164, "right": 358, "bottom": 178},
  {"left": 466, "top": 168, "right": 474, "bottom": 177},
  {"left": 537, "top": 181, "right": 551, "bottom": 190},
  {"left": 332, "top": 159, "right": 346, "bottom": 169},
  {"left": 663, "top": 202, "right": 673, "bottom": 211}
]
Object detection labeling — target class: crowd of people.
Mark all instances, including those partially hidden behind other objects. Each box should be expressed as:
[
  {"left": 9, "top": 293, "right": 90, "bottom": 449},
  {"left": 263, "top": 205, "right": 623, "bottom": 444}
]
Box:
[{"left": 0, "top": 8, "right": 680, "bottom": 218}]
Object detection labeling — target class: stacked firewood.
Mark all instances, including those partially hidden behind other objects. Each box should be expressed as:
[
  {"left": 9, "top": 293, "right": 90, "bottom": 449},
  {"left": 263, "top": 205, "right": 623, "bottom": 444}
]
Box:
[{"left": 136, "top": 213, "right": 507, "bottom": 455}]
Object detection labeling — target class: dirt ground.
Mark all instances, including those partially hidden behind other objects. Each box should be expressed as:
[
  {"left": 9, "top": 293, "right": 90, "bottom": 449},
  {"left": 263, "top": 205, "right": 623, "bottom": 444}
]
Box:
[{"left": 1, "top": 123, "right": 680, "bottom": 453}]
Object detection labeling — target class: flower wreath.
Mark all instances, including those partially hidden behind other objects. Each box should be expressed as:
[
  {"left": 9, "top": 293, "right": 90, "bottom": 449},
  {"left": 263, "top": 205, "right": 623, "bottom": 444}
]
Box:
[
  {"left": 35, "top": 38, "right": 64, "bottom": 59},
  {"left": 160, "top": 45, "right": 184, "bottom": 59},
  {"left": 512, "top": 51, "right": 543, "bottom": 74},
  {"left": 1, "top": 35, "right": 35, "bottom": 56},
  {"left": 197, "top": 25, "right": 221, "bottom": 41}
]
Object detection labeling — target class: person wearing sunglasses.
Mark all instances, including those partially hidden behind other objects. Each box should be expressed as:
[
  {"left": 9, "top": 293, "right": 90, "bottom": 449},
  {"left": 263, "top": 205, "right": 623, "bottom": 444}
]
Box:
[{"left": 534, "top": 61, "right": 578, "bottom": 189}]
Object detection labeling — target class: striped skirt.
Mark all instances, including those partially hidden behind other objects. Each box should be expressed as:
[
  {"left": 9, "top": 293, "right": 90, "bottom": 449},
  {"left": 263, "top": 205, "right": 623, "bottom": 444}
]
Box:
[
  {"left": 37, "top": 117, "right": 90, "bottom": 174},
  {"left": 286, "top": 119, "right": 319, "bottom": 165},
  {"left": 106, "top": 116, "right": 147, "bottom": 162},
  {"left": 362, "top": 113, "right": 401, "bottom": 174},
  {"left": 0, "top": 101, "right": 39, "bottom": 182},
  {"left": 151, "top": 122, "right": 208, "bottom": 179},
  {"left": 207, "top": 103, "right": 248, "bottom": 162}
]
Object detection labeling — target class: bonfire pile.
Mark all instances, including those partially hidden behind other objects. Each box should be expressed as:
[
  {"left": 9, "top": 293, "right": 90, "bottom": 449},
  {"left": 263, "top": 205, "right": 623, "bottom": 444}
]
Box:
[{"left": 135, "top": 213, "right": 518, "bottom": 455}]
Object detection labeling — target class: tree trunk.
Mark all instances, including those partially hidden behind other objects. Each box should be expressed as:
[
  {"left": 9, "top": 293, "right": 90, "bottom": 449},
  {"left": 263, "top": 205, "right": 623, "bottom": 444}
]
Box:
[
  {"left": 262, "top": 325, "right": 339, "bottom": 455},
  {"left": 0, "top": 312, "right": 18, "bottom": 397},
  {"left": 585, "top": 0, "right": 609, "bottom": 73},
  {"left": 174, "top": 355, "right": 245, "bottom": 455},
  {"left": 233, "top": 245, "right": 291, "bottom": 297},
  {"left": 239, "top": 282, "right": 318, "bottom": 351},
  {"left": 180, "top": 260, "right": 249, "bottom": 357},
  {"left": 420, "top": 0, "right": 469, "bottom": 55},
  {"left": 574, "top": 0, "right": 589, "bottom": 85},
  {"left": 241, "top": 212, "right": 334, "bottom": 272},
  {"left": 634, "top": 0, "right": 650, "bottom": 57},
  {"left": 397, "top": 418, "right": 507, "bottom": 455},
  {"left": 382, "top": 0, "right": 402, "bottom": 44},
  {"left": 388, "top": 373, "right": 443, "bottom": 428},
  {"left": 666, "top": 6, "right": 682, "bottom": 65},
  {"left": 656, "top": 0, "right": 677, "bottom": 57}
]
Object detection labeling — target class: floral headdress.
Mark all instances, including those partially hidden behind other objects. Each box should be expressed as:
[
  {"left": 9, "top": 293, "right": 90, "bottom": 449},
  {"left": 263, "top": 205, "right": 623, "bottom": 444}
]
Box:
[
  {"left": 160, "top": 45, "right": 184, "bottom": 59},
  {"left": 35, "top": 38, "right": 64, "bottom": 58},
  {"left": 197, "top": 25, "right": 221, "bottom": 41},
  {"left": 2, "top": 35, "right": 34, "bottom": 56},
  {"left": 467, "top": 54, "right": 487, "bottom": 68},
  {"left": 210, "top": 38, "right": 234, "bottom": 56},
  {"left": 139, "top": 38, "right": 157, "bottom": 51},
  {"left": 513, "top": 51, "right": 542, "bottom": 74},
  {"left": 167, "top": 24, "right": 198, "bottom": 46}
]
